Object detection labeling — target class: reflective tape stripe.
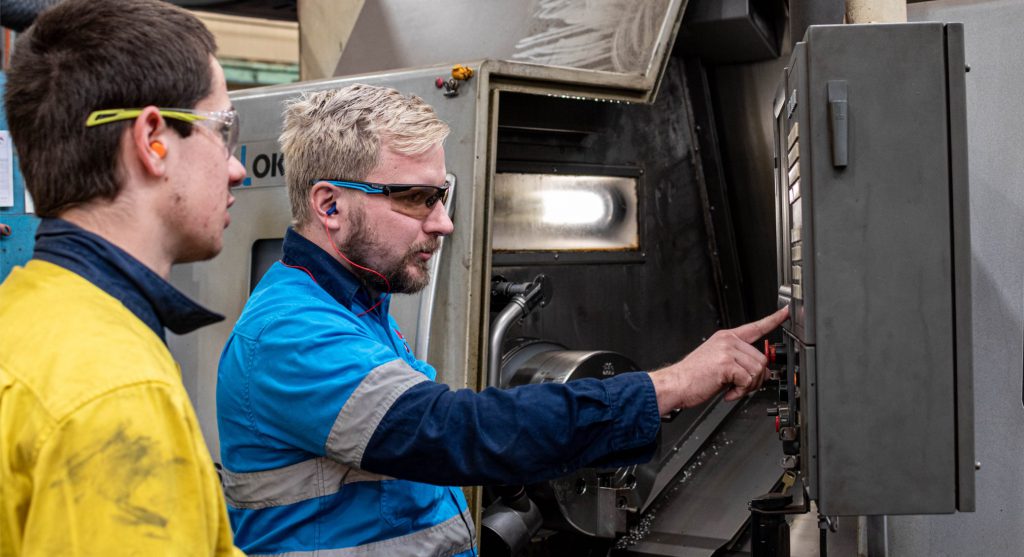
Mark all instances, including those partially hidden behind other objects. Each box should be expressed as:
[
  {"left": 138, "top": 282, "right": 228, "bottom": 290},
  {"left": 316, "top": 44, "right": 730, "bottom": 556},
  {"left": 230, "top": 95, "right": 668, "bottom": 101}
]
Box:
[
  {"left": 221, "top": 457, "right": 390, "bottom": 510},
  {"left": 326, "top": 359, "right": 428, "bottom": 465},
  {"left": 248, "top": 511, "right": 475, "bottom": 557}
]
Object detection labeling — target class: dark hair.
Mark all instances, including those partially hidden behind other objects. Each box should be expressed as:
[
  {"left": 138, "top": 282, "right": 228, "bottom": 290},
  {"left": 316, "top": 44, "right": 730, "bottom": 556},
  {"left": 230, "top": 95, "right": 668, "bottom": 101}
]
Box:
[{"left": 3, "top": 0, "right": 217, "bottom": 217}]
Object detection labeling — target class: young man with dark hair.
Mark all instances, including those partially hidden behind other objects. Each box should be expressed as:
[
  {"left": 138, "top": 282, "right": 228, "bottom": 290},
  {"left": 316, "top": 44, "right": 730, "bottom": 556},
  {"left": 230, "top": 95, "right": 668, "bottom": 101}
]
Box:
[{"left": 0, "top": 0, "right": 246, "bottom": 554}]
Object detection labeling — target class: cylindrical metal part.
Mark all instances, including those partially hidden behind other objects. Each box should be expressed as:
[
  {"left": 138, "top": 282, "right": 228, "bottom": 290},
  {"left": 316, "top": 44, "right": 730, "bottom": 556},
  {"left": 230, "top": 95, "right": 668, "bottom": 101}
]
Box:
[
  {"left": 499, "top": 339, "right": 644, "bottom": 537},
  {"left": 488, "top": 276, "right": 552, "bottom": 388},
  {"left": 845, "top": 0, "right": 907, "bottom": 23},
  {"left": 481, "top": 495, "right": 544, "bottom": 557}
]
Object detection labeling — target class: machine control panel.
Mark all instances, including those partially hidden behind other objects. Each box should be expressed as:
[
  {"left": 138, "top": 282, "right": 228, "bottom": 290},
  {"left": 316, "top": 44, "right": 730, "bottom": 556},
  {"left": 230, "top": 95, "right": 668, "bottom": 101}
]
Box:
[{"left": 769, "top": 23, "right": 973, "bottom": 516}]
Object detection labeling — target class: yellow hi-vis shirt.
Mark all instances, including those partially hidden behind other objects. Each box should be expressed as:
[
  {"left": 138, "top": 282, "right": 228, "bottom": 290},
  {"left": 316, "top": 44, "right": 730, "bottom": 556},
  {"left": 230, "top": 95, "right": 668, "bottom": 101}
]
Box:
[{"left": 0, "top": 260, "right": 243, "bottom": 556}]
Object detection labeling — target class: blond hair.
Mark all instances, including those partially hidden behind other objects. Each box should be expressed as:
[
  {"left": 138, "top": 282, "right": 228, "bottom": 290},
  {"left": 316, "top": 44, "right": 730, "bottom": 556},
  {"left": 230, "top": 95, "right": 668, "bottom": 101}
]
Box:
[{"left": 279, "top": 84, "right": 450, "bottom": 226}]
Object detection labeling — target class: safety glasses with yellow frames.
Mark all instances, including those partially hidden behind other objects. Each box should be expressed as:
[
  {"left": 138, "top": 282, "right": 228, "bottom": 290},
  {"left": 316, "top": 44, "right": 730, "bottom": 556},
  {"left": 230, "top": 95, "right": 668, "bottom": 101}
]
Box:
[
  {"left": 85, "top": 107, "right": 240, "bottom": 159},
  {"left": 313, "top": 173, "right": 455, "bottom": 219}
]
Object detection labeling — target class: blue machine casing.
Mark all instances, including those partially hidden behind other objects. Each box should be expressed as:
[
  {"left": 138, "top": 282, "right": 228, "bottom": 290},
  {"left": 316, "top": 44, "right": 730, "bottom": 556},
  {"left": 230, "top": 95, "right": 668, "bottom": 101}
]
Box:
[{"left": 0, "top": 72, "right": 40, "bottom": 281}]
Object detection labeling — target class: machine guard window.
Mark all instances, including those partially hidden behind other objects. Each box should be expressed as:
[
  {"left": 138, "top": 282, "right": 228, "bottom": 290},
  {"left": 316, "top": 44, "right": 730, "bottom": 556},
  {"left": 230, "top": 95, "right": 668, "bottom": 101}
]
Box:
[{"left": 492, "top": 164, "right": 642, "bottom": 266}]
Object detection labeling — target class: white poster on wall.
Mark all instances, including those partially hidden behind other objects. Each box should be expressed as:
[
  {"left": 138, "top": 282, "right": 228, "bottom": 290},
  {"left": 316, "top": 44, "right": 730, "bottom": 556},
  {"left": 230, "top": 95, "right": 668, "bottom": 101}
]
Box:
[{"left": 0, "top": 131, "right": 13, "bottom": 208}]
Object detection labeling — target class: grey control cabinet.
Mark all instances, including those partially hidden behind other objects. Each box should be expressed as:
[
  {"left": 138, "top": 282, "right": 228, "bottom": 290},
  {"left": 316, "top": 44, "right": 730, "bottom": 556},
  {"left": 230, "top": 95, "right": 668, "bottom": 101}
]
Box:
[{"left": 771, "top": 23, "right": 973, "bottom": 516}]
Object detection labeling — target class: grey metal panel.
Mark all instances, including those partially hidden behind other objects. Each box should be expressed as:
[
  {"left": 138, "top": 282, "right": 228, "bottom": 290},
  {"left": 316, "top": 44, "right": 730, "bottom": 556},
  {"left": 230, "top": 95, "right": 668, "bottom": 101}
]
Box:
[
  {"left": 886, "top": 1, "right": 1024, "bottom": 554},
  {"left": 804, "top": 23, "right": 957, "bottom": 515},
  {"left": 619, "top": 391, "right": 783, "bottom": 556},
  {"left": 167, "top": 66, "right": 486, "bottom": 457},
  {"left": 683, "top": 61, "right": 750, "bottom": 328},
  {"left": 638, "top": 398, "right": 738, "bottom": 513},
  {"left": 333, "top": 0, "right": 688, "bottom": 98},
  {"left": 716, "top": 50, "right": 786, "bottom": 325}
]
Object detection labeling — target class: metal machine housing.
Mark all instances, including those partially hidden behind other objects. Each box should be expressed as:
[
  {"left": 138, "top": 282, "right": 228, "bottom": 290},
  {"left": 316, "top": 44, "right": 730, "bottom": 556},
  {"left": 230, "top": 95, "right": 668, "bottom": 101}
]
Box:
[{"left": 771, "top": 22, "right": 974, "bottom": 517}]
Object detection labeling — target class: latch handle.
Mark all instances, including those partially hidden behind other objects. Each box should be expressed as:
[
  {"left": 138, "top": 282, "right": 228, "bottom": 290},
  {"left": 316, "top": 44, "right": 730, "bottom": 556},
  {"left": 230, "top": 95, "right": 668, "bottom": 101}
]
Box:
[{"left": 827, "top": 80, "right": 849, "bottom": 168}]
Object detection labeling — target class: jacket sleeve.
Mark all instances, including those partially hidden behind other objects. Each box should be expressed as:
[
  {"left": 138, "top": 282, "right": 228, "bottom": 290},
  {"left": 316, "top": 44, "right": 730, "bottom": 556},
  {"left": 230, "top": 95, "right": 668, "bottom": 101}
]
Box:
[
  {"left": 23, "top": 383, "right": 244, "bottom": 557},
  {"left": 361, "top": 371, "right": 661, "bottom": 486}
]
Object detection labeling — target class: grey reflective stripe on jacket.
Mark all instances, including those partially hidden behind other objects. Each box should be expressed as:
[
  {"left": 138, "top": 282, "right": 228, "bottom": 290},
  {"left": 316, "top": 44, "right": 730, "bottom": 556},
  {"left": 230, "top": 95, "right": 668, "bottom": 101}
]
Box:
[
  {"left": 326, "top": 359, "right": 428, "bottom": 465},
  {"left": 221, "top": 457, "right": 391, "bottom": 510},
  {"left": 221, "top": 359, "right": 427, "bottom": 510},
  {"left": 247, "top": 511, "right": 475, "bottom": 557}
]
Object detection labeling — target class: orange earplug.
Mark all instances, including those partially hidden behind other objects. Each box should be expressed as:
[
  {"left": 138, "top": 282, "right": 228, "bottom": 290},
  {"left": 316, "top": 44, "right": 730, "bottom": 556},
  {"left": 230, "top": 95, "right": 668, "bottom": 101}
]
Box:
[{"left": 150, "top": 141, "right": 167, "bottom": 158}]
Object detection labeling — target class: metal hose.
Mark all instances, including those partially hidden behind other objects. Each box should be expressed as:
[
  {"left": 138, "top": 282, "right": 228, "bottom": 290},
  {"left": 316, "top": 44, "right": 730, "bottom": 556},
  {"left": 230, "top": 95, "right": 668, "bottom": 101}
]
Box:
[
  {"left": 487, "top": 275, "right": 551, "bottom": 388},
  {"left": 488, "top": 297, "right": 528, "bottom": 389}
]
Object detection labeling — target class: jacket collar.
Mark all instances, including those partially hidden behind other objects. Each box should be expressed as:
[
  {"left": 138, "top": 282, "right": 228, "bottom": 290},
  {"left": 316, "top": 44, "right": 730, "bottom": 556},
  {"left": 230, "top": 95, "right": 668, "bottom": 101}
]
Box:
[
  {"left": 281, "top": 227, "right": 389, "bottom": 314},
  {"left": 32, "top": 218, "right": 223, "bottom": 342}
]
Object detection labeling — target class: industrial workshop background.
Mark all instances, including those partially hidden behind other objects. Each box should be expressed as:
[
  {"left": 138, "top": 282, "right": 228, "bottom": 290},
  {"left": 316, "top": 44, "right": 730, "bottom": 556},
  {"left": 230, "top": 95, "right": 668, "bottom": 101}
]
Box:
[{"left": 2, "top": 1, "right": 1023, "bottom": 556}]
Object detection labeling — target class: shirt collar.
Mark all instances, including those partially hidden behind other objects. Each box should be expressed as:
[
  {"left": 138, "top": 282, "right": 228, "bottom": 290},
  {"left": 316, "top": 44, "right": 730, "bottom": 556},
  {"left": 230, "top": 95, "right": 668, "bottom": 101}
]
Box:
[
  {"left": 32, "top": 218, "right": 224, "bottom": 342},
  {"left": 281, "top": 227, "right": 389, "bottom": 313}
]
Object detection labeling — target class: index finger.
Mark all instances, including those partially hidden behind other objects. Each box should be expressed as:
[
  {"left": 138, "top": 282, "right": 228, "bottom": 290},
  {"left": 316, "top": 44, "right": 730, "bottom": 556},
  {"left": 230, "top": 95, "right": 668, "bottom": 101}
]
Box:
[{"left": 731, "top": 306, "right": 790, "bottom": 343}]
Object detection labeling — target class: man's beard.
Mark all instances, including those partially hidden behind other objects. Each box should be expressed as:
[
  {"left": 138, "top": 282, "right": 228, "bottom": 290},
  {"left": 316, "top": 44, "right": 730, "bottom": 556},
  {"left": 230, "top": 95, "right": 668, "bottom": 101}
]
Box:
[{"left": 340, "top": 208, "right": 438, "bottom": 294}]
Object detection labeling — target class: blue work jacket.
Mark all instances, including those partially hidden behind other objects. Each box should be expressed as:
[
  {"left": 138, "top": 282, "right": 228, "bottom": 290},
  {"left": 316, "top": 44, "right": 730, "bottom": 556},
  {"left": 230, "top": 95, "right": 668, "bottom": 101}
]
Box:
[{"left": 217, "top": 228, "right": 661, "bottom": 556}]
